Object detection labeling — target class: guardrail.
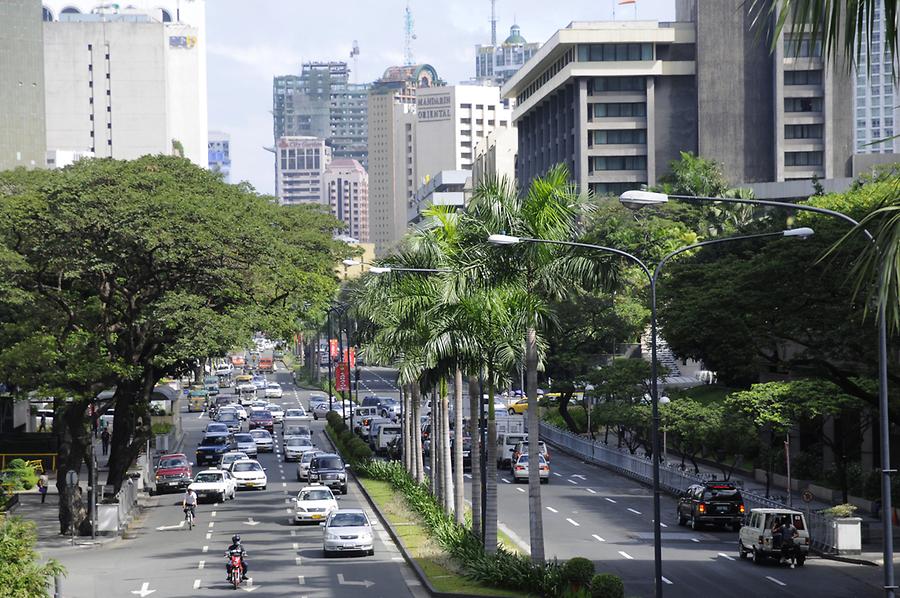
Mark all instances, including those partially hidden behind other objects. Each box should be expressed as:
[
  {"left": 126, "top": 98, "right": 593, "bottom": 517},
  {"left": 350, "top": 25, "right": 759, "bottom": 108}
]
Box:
[
  {"left": 114, "top": 478, "right": 139, "bottom": 533},
  {"left": 538, "top": 422, "right": 835, "bottom": 553},
  {"left": 0, "top": 452, "right": 57, "bottom": 472}
]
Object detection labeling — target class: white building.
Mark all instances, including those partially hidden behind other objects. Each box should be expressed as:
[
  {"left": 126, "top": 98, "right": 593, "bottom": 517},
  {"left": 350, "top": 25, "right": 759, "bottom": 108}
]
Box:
[
  {"left": 41, "top": 1, "right": 208, "bottom": 166},
  {"left": 409, "top": 170, "right": 470, "bottom": 225},
  {"left": 473, "top": 126, "right": 518, "bottom": 187},
  {"left": 853, "top": 0, "right": 897, "bottom": 153},
  {"left": 46, "top": 149, "right": 94, "bottom": 169},
  {"left": 208, "top": 131, "right": 231, "bottom": 182},
  {"left": 275, "top": 136, "right": 330, "bottom": 206},
  {"left": 324, "top": 158, "right": 369, "bottom": 242}
]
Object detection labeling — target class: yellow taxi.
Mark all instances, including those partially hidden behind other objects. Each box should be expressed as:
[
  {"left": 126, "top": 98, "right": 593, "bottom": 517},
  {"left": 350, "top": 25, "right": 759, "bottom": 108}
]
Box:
[{"left": 507, "top": 398, "right": 529, "bottom": 415}]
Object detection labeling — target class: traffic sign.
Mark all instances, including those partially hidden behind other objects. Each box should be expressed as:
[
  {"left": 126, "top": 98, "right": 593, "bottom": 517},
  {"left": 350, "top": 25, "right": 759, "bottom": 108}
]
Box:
[
  {"left": 801, "top": 489, "right": 814, "bottom": 503},
  {"left": 65, "top": 470, "right": 78, "bottom": 487}
]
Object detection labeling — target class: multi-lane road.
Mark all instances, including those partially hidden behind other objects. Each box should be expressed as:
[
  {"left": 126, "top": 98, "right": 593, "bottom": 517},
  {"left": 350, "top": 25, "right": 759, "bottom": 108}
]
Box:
[{"left": 50, "top": 368, "right": 424, "bottom": 598}]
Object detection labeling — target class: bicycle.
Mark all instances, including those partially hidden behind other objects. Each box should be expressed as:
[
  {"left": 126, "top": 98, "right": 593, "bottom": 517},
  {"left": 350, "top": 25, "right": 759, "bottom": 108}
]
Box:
[{"left": 184, "top": 505, "right": 196, "bottom": 530}]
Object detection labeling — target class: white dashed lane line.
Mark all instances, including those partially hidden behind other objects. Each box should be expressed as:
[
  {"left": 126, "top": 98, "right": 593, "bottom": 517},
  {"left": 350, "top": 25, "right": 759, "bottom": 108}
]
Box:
[
  {"left": 567, "top": 479, "right": 578, "bottom": 485},
  {"left": 618, "top": 551, "right": 634, "bottom": 560},
  {"left": 592, "top": 534, "right": 605, "bottom": 542},
  {"left": 552, "top": 472, "right": 562, "bottom": 477},
  {"left": 662, "top": 576, "right": 673, "bottom": 585},
  {"left": 198, "top": 560, "right": 205, "bottom": 569},
  {"left": 766, "top": 576, "right": 787, "bottom": 587},
  {"left": 546, "top": 507, "right": 558, "bottom": 513},
  {"left": 193, "top": 579, "right": 201, "bottom": 590},
  {"left": 586, "top": 488, "right": 597, "bottom": 494},
  {"left": 566, "top": 518, "right": 580, "bottom": 527},
  {"left": 717, "top": 553, "right": 735, "bottom": 561},
  {"left": 627, "top": 508, "right": 642, "bottom": 515},
  {"left": 604, "top": 497, "right": 617, "bottom": 503}
]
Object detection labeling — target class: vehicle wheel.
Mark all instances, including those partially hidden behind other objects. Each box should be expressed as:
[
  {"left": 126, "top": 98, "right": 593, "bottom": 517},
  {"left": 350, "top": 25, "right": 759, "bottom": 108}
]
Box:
[
  {"left": 752, "top": 548, "right": 762, "bottom": 565},
  {"left": 262, "top": 485, "right": 267, "bottom": 490},
  {"left": 367, "top": 548, "right": 375, "bottom": 556},
  {"left": 231, "top": 489, "right": 236, "bottom": 500},
  {"left": 297, "top": 473, "right": 301, "bottom": 481},
  {"left": 690, "top": 515, "right": 700, "bottom": 531},
  {"left": 541, "top": 478, "right": 548, "bottom": 484},
  {"left": 677, "top": 511, "right": 686, "bottom": 526},
  {"left": 738, "top": 541, "right": 747, "bottom": 559},
  {"left": 218, "top": 492, "right": 225, "bottom": 503},
  {"left": 508, "top": 409, "right": 515, "bottom": 416},
  {"left": 341, "top": 486, "right": 347, "bottom": 495},
  {"left": 796, "top": 555, "right": 805, "bottom": 567},
  {"left": 323, "top": 549, "right": 332, "bottom": 558}
]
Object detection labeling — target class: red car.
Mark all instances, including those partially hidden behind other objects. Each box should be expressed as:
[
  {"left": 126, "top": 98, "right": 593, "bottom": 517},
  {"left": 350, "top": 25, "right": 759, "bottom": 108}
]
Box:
[
  {"left": 248, "top": 410, "right": 274, "bottom": 432},
  {"left": 154, "top": 453, "right": 193, "bottom": 493}
]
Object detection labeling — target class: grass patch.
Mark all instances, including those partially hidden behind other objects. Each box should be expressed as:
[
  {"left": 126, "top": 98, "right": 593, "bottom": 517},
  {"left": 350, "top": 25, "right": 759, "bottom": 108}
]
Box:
[
  {"left": 359, "top": 477, "right": 532, "bottom": 597},
  {"left": 677, "top": 384, "right": 737, "bottom": 405}
]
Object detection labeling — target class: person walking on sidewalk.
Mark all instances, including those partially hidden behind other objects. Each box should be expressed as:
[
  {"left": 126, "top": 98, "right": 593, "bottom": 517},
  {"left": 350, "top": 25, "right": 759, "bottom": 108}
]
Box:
[
  {"left": 37, "top": 473, "right": 48, "bottom": 504},
  {"left": 101, "top": 428, "right": 110, "bottom": 456}
]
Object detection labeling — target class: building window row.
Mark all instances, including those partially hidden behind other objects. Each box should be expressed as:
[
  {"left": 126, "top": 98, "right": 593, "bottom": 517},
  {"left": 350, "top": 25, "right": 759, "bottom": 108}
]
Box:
[
  {"left": 577, "top": 43, "right": 653, "bottom": 62},
  {"left": 784, "top": 97, "right": 823, "bottom": 113},
  {"left": 515, "top": 46, "right": 576, "bottom": 105},
  {"left": 784, "top": 69, "right": 822, "bottom": 85},
  {"left": 590, "top": 77, "right": 646, "bottom": 93},
  {"left": 784, "top": 35, "right": 823, "bottom": 58},
  {"left": 784, "top": 151, "right": 823, "bottom": 166},
  {"left": 785, "top": 124, "right": 823, "bottom": 139},
  {"left": 590, "top": 182, "right": 645, "bottom": 196},
  {"left": 591, "top": 155, "right": 647, "bottom": 171},
  {"left": 592, "top": 102, "right": 647, "bottom": 118},
  {"left": 591, "top": 129, "right": 647, "bottom": 145}
]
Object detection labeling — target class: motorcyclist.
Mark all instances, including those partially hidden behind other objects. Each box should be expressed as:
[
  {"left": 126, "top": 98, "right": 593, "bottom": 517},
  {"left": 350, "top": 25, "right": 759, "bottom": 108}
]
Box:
[
  {"left": 225, "top": 534, "right": 248, "bottom": 581},
  {"left": 182, "top": 487, "right": 198, "bottom": 522}
]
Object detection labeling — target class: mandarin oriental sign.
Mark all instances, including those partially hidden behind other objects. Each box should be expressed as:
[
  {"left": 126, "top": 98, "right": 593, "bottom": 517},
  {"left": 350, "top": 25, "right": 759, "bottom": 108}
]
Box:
[{"left": 417, "top": 93, "right": 451, "bottom": 121}]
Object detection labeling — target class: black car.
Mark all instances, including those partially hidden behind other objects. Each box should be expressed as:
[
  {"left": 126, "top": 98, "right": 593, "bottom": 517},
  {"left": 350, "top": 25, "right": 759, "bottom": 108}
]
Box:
[
  {"left": 677, "top": 482, "right": 745, "bottom": 530},
  {"left": 308, "top": 453, "right": 347, "bottom": 494},
  {"left": 195, "top": 433, "right": 236, "bottom": 466}
]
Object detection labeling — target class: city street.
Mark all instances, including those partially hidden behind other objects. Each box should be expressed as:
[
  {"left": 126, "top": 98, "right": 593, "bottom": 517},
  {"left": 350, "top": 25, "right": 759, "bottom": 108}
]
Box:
[{"left": 45, "top": 369, "right": 424, "bottom": 598}]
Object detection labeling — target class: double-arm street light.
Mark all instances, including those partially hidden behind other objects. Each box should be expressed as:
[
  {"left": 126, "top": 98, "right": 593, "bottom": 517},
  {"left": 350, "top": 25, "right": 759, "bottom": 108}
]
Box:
[
  {"left": 621, "top": 189, "right": 896, "bottom": 597},
  {"left": 489, "top": 226, "right": 814, "bottom": 598},
  {"left": 343, "top": 258, "right": 452, "bottom": 274}
]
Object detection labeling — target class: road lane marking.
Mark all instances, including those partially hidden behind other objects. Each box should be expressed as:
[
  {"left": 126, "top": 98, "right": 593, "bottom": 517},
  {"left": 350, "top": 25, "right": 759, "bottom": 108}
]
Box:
[
  {"left": 662, "top": 576, "right": 673, "bottom": 585},
  {"left": 501, "top": 478, "right": 510, "bottom": 484},
  {"left": 660, "top": 522, "right": 668, "bottom": 528},
  {"left": 592, "top": 534, "right": 605, "bottom": 542},
  {"left": 205, "top": 533, "right": 212, "bottom": 539},
  {"left": 282, "top": 482, "right": 287, "bottom": 487},
  {"left": 567, "top": 479, "right": 578, "bottom": 485},
  {"left": 286, "top": 508, "right": 292, "bottom": 513},
  {"left": 290, "top": 530, "right": 296, "bottom": 537},
  {"left": 295, "top": 557, "right": 302, "bottom": 566},
  {"left": 605, "top": 497, "right": 616, "bottom": 503},
  {"left": 202, "top": 545, "right": 208, "bottom": 553},
  {"left": 211, "top": 511, "right": 217, "bottom": 517},
  {"left": 571, "top": 474, "right": 586, "bottom": 480},
  {"left": 193, "top": 579, "right": 201, "bottom": 590},
  {"left": 198, "top": 560, "right": 205, "bottom": 570},
  {"left": 566, "top": 518, "right": 580, "bottom": 527},
  {"left": 618, "top": 551, "right": 634, "bottom": 560},
  {"left": 208, "top": 522, "right": 214, "bottom": 529},
  {"left": 691, "top": 538, "right": 700, "bottom": 543},
  {"left": 717, "top": 553, "right": 735, "bottom": 561},
  {"left": 516, "top": 487, "right": 525, "bottom": 493},
  {"left": 293, "top": 543, "right": 299, "bottom": 550},
  {"left": 766, "top": 576, "right": 786, "bottom": 587},
  {"left": 546, "top": 507, "right": 558, "bottom": 513},
  {"left": 627, "top": 508, "right": 642, "bottom": 515},
  {"left": 552, "top": 472, "right": 562, "bottom": 477},
  {"left": 464, "top": 474, "right": 472, "bottom": 479},
  {"left": 298, "top": 576, "right": 305, "bottom": 585},
  {"left": 586, "top": 488, "right": 597, "bottom": 494}
]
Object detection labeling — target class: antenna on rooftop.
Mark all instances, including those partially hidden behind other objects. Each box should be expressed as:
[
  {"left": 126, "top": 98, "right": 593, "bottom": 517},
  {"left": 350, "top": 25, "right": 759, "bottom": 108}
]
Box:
[
  {"left": 403, "top": 1, "right": 416, "bottom": 66},
  {"left": 350, "top": 40, "right": 360, "bottom": 83},
  {"left": 490, "top": 0, "right": 497, "bottom": 46}
]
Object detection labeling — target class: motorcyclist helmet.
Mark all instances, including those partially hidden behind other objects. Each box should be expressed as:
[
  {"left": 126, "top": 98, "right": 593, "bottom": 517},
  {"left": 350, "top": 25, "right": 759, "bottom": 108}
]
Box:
[{"left": 232, "top": 534, "right": 241, "bottom": 544}]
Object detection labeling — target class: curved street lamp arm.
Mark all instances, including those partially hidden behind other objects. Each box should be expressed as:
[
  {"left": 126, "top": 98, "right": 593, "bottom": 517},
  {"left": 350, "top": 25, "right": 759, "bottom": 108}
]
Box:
[
  {"left": 515, "top": 237, "right": 653, "bottom": 282},
  {"left": 652, "top": 230, "right": 791, "bottom": 282}
]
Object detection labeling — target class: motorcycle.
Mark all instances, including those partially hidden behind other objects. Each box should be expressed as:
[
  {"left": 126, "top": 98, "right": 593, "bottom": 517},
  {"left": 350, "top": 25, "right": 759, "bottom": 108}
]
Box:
[{"left": 228, "top": 552, "right": 245, "bottom": 589}]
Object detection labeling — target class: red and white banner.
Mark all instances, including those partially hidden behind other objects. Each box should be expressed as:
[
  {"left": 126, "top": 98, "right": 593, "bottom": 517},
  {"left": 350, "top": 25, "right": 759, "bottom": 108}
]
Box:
[{"left": 335, "top": 363, "right": 350, "bottom": 392}]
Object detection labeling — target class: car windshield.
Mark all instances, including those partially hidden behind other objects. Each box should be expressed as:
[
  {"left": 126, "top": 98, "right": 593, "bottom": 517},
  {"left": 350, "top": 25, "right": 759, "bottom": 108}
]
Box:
[
  {"left": 316, "top": 457, "right": 343, "bottom": 470},
  {"left": 267, "top": 383, "right": 279, "bottom": 389},
  {"left": 158, "top": 458, "right": 186, "bottom": 468},
  {"left": 329, "top": 513, "right": 367, "bottom": 527},
  {"left": 194, "top": 473, "right": 222, "bottom": 483},
  {"left": 251, "top": 411, "right": 271, "bottom": 418},
  {"left": 234, "top": 434, "right": 253, "bottom": 443},
  {"left": 202, "top": 436, "right": 228, "bottom": 446},
  {"left": 300, "top": 490, "right": 332, "bottom": 501},
  {"left": 232, "top": 462, "right": 262, "bottom": 472},
  {"left": 287, "top": 438, "right": 311, "bottom": 446},
  {"left": 301, "top": 452, "right": 321, "bottom": 463},
  {"left": 250, "top": 430, "right": 271, "bottom": 439}
]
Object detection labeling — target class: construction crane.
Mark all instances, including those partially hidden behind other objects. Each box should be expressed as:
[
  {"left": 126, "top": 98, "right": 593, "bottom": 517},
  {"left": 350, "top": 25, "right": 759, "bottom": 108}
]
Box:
[
  {"left": 350, "top": 40, "right": 360, "bottom": 83},
  {"left": 403, "top": 1, "right": 416, "bottom": 66}
]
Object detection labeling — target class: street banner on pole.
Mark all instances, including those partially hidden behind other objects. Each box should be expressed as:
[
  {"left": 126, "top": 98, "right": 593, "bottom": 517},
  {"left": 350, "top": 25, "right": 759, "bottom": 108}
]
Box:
[
  {"left": 329, "top": 339, "right": 339, "bottom": 359},
  {"left": 335, "top": 363, "right": 350, "bottom": 391}
]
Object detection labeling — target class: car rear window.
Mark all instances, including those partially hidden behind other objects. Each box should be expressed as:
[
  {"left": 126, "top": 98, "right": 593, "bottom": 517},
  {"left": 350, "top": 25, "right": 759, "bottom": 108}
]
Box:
[
  {"left": 234, "top": 434, "right": 253, "bottom": 443},
  {"left": 202, "top": 436, "right": 228, "bottom": 446},
  {"left": 702, "top": 486, "right": 742, "bottom": 501},
  {"left": 316, "top": 457, "right": 344, "bottom": 470}
]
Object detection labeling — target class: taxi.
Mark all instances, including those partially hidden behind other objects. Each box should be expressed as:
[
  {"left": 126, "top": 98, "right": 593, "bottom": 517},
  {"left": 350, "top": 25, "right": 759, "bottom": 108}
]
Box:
[{"left": 293, "top": 484, "right": 339, "bottom": 524}]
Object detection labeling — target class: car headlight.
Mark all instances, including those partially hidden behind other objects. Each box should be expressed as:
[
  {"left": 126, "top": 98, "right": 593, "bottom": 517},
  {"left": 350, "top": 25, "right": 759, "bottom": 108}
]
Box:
[
  {"left": 326, "top": 531, "right": 340, "bottom": 540},
  {"left": 296, "top": 506, "right": 307, "bottom": 512}
]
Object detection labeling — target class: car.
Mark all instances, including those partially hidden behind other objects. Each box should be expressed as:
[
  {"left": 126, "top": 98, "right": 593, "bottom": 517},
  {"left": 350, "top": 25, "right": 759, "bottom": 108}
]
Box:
[
  {"left": 507, "top": 398, "right": 529, "bottom": 415},
  {"left": 232, "top": 433, "right": 258, "bottom": 457},
  {"left": 154, "top": 453, "right": 193, "bottom": 493},
  {"left": 308, "top": 453, "right": 348, "bottom": 494},
  {"left": 228, "top": 459, "right": 268, "bottom": 490},
  {"left": 677, "top": 482, "right": 745, "bottom": 530},
  {"left": 512, "top": 453, "right": 550, "bottom": 483},
  {"left": 248, "top": 428, "right": 274, "bottom": 452},
  {"left": 297, "top": 450, "right": 324, "bottom": 482},
  {"left": 237, "top": 384, "right": 257, "bottom": 405},
  {"left": 293, "top": 484, "right": 339, "bottom": 524},
  {"left": 251, "top": 375, "right": 267, "bottom": 390},
  {"left": 188, "top": 468, "right": 237, "bottom": 502},
  {"left": 217, "top": 411, "right": 242, "bottom": 433},
  {"left": 205, "top": 422, "right": 229, "bottom": 435},
  {"left": 497, "top": 433, "right": 528, "bottom": 468},
  {"left": 248, "top": 410, "right": 274, "bottom": 432},
  {"left": 265, "top": 383, "right": 283, "bottom": 399},
  {"left": 739, "top": 509, "right": 810, "bottom": 566},
  {"left": 219, "top": 451, "right": 250, "bottom": 470},
  {"left": 195, "top": 433, "right": 236, "bottom": 466},
  {"left": 307, "top": 395, "right": 329, "bottom": 411},
  {"left": 284, "top": 422, "right": 311, "bottom": 441},
  {"left": 265, "top": 403, "right": 285, "bottom": 422},
  {"left": 284, "top": 436, "right": 316, "bottom": 461},
  {"left": 322, "top": 509, "right": 374, "bottom": 557},
  {"left": 284, "top": 407, "right": 306, "bottom": 419},
  {"left": 510, "top": 440, "right": 551, "bottom": 470},
  {"left": 378, "top": 398, "right": 401, "bottom": 420},
  {"left": 312, "top": 402, "right": 329, "bottom": 420}
]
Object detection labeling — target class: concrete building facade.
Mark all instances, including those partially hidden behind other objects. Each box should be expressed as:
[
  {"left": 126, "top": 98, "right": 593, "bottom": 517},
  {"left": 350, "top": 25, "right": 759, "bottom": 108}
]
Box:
[
  {"left": 324, "top": 158, "right": 369, "bottom": 242},
  {"left": 473, "top": 126, "right": 518, "bottom": 187},
  {"left": 853, "top": 0, "right": 897, "bottom": 153},
  {"left": 503, "top": 1, "right": 854, "bottom": 195},
  {"left": 475, "top": 24, "right": 541, "bottom": 87},
  {"left": 0, "top": 0, "right": 47, "bottom": 171},
  {"left": 208, "top": 131, "right": 231, "bottom": 182},
  {"left": 409, "top": 170, "right": 470, "bottom": 225},
  {"left": 275, "top": 136, "right": 330, "bottom": 206}
]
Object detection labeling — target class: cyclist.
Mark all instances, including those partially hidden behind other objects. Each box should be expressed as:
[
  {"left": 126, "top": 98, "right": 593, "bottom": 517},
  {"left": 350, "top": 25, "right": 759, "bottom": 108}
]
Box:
[{"left": 182, "top": 487, "right": 198, "bottom": 524}]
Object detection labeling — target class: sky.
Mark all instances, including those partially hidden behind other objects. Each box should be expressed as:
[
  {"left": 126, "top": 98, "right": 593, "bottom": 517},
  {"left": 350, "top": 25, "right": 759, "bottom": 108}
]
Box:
[{"left": 206, "top": 0, "right": 676, "bottom": 195}]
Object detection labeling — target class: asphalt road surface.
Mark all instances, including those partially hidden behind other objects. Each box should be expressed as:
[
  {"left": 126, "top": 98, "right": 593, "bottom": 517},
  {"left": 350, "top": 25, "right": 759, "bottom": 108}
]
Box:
[{"left": 50, "top": 369, "right": 425, "bottom": 598}]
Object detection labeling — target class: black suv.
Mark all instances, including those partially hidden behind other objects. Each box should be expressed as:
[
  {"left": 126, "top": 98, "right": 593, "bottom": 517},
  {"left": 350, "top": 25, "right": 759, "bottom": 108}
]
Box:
[
  {"left": 308, "top": 453, "right": 347, "bottom": 495},
  {"left": 676, "top": 482, "right": 745, "bottom": 530},
  {"left": 195, "top": 433, "right": 235, "bottom": 466}
]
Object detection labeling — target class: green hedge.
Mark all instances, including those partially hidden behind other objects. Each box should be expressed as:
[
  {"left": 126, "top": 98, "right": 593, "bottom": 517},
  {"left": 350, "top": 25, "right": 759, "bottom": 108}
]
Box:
[
  {"left": 325, "top": 412, "right": 372, "bottom": 463},
  {"left": 2, "top": 460, "right": 38, "bottom": 491},
  {"left": 590, "top": 573, "right": 624, "bottom": 598}
]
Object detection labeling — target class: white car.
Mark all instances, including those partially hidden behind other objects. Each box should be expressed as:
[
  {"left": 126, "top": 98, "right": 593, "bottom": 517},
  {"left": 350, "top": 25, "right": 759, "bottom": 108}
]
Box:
[
  {"left": 233, "top": 433, "right": 258, "bottom": 457},
  {"left": 251, "top": 376, "right": 267, "bottom": 390},
  {"left": 224, "top": 404, "right": 248, "bottom": 420},
  {"left": 266, "top": 402, "right": 285, "bottom": 422},
  {"left": 265, "top": 383, "right": 283, "bottom": 399},
  {"left": 322, "top": 509, "right": 374, "bottom": 556},
  {"left": 297, "top": 450, "right": 324, "bottom": 482},
  {"left": 284, "top": 436, "right": 316, "bottom": 461},
  {"left": 228, "top": 459, "right": 268, "bottom": 490},
  {"left": 293, "top": 484, "right": 338, "bottom": 524},
  {"left": 188, "top": 469, "right": 237, "bottom": 502},
  {"left": 237, "top": 384, "right": 257, "bottom": 405},
  {"left": 219, "top": 451, "right": 250, "bottom": 470},
  {"left": 249, "top": 428, "right": 274, "bottom": 452},
  {"left": 284, "top": 407, "right": 306, "bottom": 419}
]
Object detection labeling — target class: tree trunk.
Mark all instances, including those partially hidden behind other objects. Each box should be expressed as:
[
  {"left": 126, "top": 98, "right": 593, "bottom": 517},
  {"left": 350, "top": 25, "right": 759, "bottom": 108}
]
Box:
[
  {"left": 56, "top": 398, "right": 90, "bottom": 535},
  {"left": 558, "top": 393, "right": 580, "bottom": 433},
  {"left": 402, "top": 385, "right": 412, "bottom": 474},
  {"left": 484, "top": 376, "right": 498, "bottom": 553},
  {"left": 105, "top": 375, "right": 153, "bottom": 492},
  {"left": 453, "top": 368, "right": 465, "bottom": 525},
  {"left": 468, "top": 375, "right": 482, "bottom": 542},
  {"left": 526, "top": 327, "right": 545, "bottom": 563},
  {"left": 412, "top": 384, "right": 425, "bottom": 484},
  {"left": 429, "top": 388, "right": 438, "bottom": 495},
  {"left": 441, "top": 379, "right": 454, "bottom": 516}
]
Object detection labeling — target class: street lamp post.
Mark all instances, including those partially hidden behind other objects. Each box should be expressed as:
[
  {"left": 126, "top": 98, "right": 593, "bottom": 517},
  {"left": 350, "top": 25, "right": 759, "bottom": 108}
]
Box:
[
  {"left": 489, "top": 227, "right": 814, "bottom": 598},
  {"left": 621, "top": 189, "right": 896, "bottom": 597}
]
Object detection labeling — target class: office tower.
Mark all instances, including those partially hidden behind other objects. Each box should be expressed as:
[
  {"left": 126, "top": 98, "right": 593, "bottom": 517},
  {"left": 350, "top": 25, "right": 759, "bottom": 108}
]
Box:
[
  {"left": 853, "top": 0, "right": 897, "bottom": 153},
  {"left": 324, "top": 158, "right": 369, "bottom": 242},
  {"left": 275, "top": 136, "right": 330, "bottom": 206},
  {"left": 475, "top": 24, "right": 541, "bottom": 87},
  {"left": 208, "top": 131, "right": 231, "bottom": 182}
]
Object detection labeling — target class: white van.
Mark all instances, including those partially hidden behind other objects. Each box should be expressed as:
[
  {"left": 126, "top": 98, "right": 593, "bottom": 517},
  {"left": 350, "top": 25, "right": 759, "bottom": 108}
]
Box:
[
  {"left": 496, "top": 432, "right": 528, "bottom": 467},
  {"left": 353, "top": 406, "right": 379, "bottom": 435},
  {"left": 367, "top": 418, "right": 393, "bottom": 448},
  {"left": 738, "top": 508, "right": 810, "bottom": 566},
  {"left": 376, "top": 425, "right": 402, "bottom": 455}
]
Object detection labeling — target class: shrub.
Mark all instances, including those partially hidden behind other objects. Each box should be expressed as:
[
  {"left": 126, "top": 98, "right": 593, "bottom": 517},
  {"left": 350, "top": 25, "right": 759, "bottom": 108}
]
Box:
[
  {"left": 823, "top": 503, "right": 858, "bottom": 518},
  {"left": 563, "top": 557, "right": 595, "bottom": 588},
  {"left": 6, "top": 460, "right": 27, "bottom": 470},
  {"left": 591, "top": 573, "right": 624, "bottom": 598}
]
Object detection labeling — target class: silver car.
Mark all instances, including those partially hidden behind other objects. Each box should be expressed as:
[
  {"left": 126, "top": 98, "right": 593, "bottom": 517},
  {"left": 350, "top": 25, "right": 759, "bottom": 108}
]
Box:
[
  {"left": 284, "top": 436, "right": 316, "bottom": 461},
  {"left": 322, "top": 509, "right": 374, "bottom": 557},
  {"left": 297, "top": 450, "right": 323, "bottom": 482},
  {"left": 249, "top": 428, "right": 274, "bottom": 452},
  {"left": 233, "top": 433, "right": 258, "bottom": 457}
]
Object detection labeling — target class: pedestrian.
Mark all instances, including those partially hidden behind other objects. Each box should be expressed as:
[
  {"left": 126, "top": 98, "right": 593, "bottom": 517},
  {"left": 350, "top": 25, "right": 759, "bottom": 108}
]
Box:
[
  {"left": 37, "top": 472, "right": 49, "bottom": 503},
  {"left": 38, "top": 414, "right": 46, "bottom": 432},
  {"left": 101, "top": 428, "right": 110, "bottom": 456}
]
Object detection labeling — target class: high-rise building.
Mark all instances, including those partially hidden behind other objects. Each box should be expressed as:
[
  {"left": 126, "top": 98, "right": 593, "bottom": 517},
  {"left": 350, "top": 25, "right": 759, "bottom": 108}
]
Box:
[
  {"left": 853, "top": 0, "right": 897, "bottom": 153},
  {"left": 41, "top": 0, "right": 208, "bottom": 166},
  {"left": 367, "top": 64, "right": 441, "bottom": 254},
  {"left": 0, "top": 0, "right": 47, "bottom": 171},
  {"left": 273, "top": 62, "right": 369, "bottom": 167},
  {"left": 503, "top": 2, "right": 853, "bottom": 195},
  {"left": 473, "top": 127, "right": 518, "bottom": 187},
  {"left": 324, "top": 158, "right": 369, "bottom": 242},
  {"left": 475, "top": 24, "right": 541, "bottom": 87},
  {"left": 208, "top": 131, "right": 231, "bottom": 182},
  {"left": 275, "top": 136, "right": 330, "bottom": 206}
]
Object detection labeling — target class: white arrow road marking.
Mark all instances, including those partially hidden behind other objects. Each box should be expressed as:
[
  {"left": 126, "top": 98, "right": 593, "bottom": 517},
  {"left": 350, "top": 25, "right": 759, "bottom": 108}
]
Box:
[
  {"left": 566, "top": 518, "right": 580, "bottom": 527},
  {"left": 605, "top": 497, "right": 617, "bottom": 503},
  {"left": 766, "top": 576, "right": 786, "bottom": 587},
  {"left": 627, "top": 508, "right": 642, "bottom": 515},
  {"left": 718, "top": 553, "right": 735, "bottom": 561},
  {"left": 193, "top": 579, "right": 201, "bottom": 590},
  {"left": 546, "top": 507, "right": 558, "bottom": 513},
  {"left": 130, "top": 583, "right": 156, "bottom": 597},
  {"left": 155, "top": 521, "right": 185, "bottom": 531},
  {"left": 337, "top": 574, "right": 374, "bottom": 588},
  {"left": 618, "top": 551, "right": 634, "bottom": 560},
  {"left": 464, "top": 473, "right": 472, "bottom": 479},
  {"left": 571, "top": 474, "right": 587, "bottom": 480},
  {"left": 592, "top": 534, "right": 605, "bottom": 542},
  {"left": 662, "top": 576, "right": 673, "bottom": 585},
  {"left": 244, "top": 517, "right": 260, "bottom": 526}
]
